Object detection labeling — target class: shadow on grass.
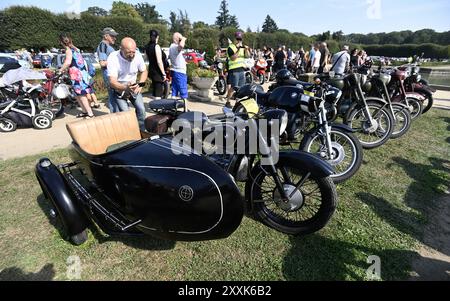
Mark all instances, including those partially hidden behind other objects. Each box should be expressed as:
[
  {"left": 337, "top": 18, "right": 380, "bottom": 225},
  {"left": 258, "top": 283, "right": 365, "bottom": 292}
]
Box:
[
  {"left": 0, "top": 264, "right": 55, "bottom": 281},
  {"left": 442, "top": 116, "right": 450, "bottom": 144},
  {"left": 36, "top": 194, "right": 175, "bottom": 252},
  {"left": 283, "top": 234, "right": 450, "bottom": 281},
  {"left": 357, "top": 156, "right": 450, "bottom": 256}
]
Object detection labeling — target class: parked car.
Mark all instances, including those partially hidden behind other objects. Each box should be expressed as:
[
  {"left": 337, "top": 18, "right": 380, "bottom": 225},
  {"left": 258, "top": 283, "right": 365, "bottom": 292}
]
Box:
[
  {"left": 183, "top": 51, "right": 205, "bottom": 65},
  {"left": 51, "top": 53, "right": 100, "bottom": 70},
  {"left": 0, "top": 53, "right": 32, "bottom": 69}
]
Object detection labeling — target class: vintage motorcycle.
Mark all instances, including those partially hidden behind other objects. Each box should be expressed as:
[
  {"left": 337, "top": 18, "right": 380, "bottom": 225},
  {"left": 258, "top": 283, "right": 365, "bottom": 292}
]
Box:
[
  {"left": 36, "top": 109, "right": 338, "bottom": 245},
  {"left": 231, "top": 82, "right": 363, "bottom": 184},
  {"left": 270, "top": 69, "right": 395, "bottom": 150}
]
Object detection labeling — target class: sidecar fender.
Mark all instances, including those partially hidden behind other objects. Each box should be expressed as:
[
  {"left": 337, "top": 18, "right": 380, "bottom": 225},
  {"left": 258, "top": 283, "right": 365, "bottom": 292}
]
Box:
[{"left": 35, "top": 158, "right": 89, "bottom": 237}]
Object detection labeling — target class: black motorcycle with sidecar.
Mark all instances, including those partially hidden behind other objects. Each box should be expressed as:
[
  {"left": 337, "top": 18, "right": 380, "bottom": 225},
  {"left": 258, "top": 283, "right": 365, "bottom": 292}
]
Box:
[{"left": 36, "top": 109, "right": 338, "bottom": 245}]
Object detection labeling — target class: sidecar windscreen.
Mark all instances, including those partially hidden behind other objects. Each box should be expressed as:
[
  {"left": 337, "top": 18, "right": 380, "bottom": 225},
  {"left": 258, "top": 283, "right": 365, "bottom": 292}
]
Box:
[{"left": 66, "top": 111, "right": 142, "bottom": 155}]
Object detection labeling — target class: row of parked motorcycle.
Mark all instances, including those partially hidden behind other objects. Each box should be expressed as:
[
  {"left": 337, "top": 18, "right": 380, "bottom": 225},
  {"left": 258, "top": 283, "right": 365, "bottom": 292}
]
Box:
[
  {"left": 139, "top": 55, "right": 436, "bottom": 238},
  {"left": 0, "top": 63, "right": 75, "bottom": 133}
]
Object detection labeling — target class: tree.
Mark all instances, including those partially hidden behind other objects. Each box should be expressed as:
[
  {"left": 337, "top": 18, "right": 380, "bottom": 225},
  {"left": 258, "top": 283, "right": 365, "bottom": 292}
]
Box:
[
  {"left": 193, "top": 21, "right": 209, "bottom": 30},
  {"left": 110, "top": 1, "right": 142, "bottom": 21},
  {"left": 215, "top": 0, "right": 239, "bottom": 30},
  {"left": 169, "top": 10, "right": 191, "bottom": 36},
  {"left": 85, "top": 6, "right": 108, "bottom": 17},
  {"left": 134, "top": 2, "right": 163, "bottom": 24},
  {"left": 332, "top": 30, "right": 344, "bottom": 41},
  {"left": 246, "top": 26, "right": 252, "bottom": 33},
  {"left": 261, "top": 15, "right": 278, "bottom": 33}
]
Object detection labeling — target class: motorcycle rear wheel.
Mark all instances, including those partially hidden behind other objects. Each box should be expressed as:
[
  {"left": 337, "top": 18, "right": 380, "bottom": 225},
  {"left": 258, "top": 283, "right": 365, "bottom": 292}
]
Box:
[
  {"left": 216, "top": 77, "right": 227, "bottom": 95},
  {"left": 250, "top": 163, "right": 337, "bottom": 236},
  {"left": 391, "top": 105, "right": 412, "bottom": 139}
]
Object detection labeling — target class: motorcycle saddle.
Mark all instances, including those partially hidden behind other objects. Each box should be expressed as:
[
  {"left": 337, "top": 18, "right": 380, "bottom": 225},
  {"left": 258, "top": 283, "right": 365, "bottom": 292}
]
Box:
[{"left": 149, "top": 99, "right": 185, "bottom": 113}]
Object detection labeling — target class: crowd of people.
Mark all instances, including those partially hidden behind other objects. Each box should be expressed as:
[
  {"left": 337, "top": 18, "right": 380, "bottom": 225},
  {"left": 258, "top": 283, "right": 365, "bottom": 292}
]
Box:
[{"left": 39, "top": 27, "right": 378, "bottom": 130}]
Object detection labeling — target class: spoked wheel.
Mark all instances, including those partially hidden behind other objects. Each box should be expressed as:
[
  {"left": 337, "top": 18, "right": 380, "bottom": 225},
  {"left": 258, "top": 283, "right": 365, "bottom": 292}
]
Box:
[
  {"left": 420, "top": 91, "right": 434, "bottom": 114},
  {"left": 300, "top": 129, "right": 363, "bottom": 184},
  {"left": 38, "top": 96, "right": 64, "bottom": 118},
  {"left": 0, "top": 117, "right": 17, "bottom": 133},
  {"left": 346, "top": 101, "right": 394, "bottom": 149},
  {"left": 40, "top": 109, "right": 55, "bottom": 121},
  {"left": 250, "top": 162, "right": 337, "bottom": 236},
  {"left": 32, "top": 114, "right": 52, "bottom": 130},
  {"left": 391, "top": 105, "right": 412, "bottom": 139},
  {"left": 406, "top": 97, "right": 423, "bottom": 120}
]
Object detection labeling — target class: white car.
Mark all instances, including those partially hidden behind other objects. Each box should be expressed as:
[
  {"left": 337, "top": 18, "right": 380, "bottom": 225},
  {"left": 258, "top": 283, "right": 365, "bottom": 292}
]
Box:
[{"left": 0, "top": 53, "right": 32, "bottom": 69}]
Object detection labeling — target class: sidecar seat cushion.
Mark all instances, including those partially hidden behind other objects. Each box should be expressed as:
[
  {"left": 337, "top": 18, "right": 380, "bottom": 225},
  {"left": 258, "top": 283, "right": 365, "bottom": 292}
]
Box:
[{"left": 66, "top": 110, "right": 141, "bottom": 155}]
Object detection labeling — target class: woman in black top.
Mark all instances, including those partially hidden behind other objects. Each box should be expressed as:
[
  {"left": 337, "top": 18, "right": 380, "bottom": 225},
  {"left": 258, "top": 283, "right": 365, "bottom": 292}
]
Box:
[{"left": 146, "top": 30, "right": 168, "bottom": 98}]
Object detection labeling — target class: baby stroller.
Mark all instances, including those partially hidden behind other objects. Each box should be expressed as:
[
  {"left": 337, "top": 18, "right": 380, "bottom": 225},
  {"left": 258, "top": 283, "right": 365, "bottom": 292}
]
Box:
[{"left": 0, "top": 68, "right": 53, "bottom": 133}]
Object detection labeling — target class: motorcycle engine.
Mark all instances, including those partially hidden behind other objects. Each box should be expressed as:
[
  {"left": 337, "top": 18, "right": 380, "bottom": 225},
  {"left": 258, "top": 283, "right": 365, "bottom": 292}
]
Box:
[{"left": 339, "top": 98, "right": 353, "bottom": 116}]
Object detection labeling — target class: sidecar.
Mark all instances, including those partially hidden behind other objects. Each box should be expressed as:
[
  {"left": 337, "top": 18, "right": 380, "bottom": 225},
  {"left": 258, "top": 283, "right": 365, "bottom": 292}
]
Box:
[{"left": 35, "top": 111, "right": 244, "bottom": 245}]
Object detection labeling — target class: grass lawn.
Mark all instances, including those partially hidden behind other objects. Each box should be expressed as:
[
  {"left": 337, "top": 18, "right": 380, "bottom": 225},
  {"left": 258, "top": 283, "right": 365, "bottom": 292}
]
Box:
[{"left": 0, "top": 109, "right": 449, "bottom": 281}]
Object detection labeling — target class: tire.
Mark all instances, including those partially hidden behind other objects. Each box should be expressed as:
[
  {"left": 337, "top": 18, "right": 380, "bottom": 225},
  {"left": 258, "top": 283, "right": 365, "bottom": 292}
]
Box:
[
  {"left": 390, "top": 105, "right": 412, "bottom": 139},
  {"left": 216, "top": 77, "right": 227, "bottom": 95},
  {"left": 346, "top": 101, "right": 395, "bottom": 149},
  {"left": 32, "top": 114, "right": 52, "bottom": 130},
  {"left": 406, "top": 97, "right": 423, "bottom": 120},
  {"left": 40, "top": 109, "right": 55, "bottom": 121},
  {"left": 38, "top": 96, "right": 64, "bottom": 118},
  {"left": 245, "top": 72, "right": 253, "bottom": 85},
  {"left": 259, "top": 74, "right": 265, "bottom": 85},
  {"left": 250, "top": 163, "right": 338, "bottom": 236},
  {"left": 0, "top": 118, "right": 17, "bottom": 133},
  {"left": 70, "top": 230, "right": 88, "bottom": 246},
  {"left": 420, "top": 91, "right": 433, "bottom": 114},
  {"left": 300, "top": 128, "right": 363, "bottom": 184}
]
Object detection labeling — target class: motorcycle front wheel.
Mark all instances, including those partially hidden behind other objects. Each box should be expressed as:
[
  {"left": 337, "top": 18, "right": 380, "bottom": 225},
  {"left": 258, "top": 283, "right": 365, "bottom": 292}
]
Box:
[
  {"left": 249, "top": 162, "right": 337, "bottom": 236},
  {"left": 406, "top": 97, "right": 424, "bottom": 119},
  {"left": 300, "top": 128, "right": 363, "bottom": 184},
  {"left": 346, "top": 101, "right": 395, "bottom": 149},
  {"left": 391, "top": 104, "right": 412, "bottom": 139},
  {"left": 216, "top": 77, "right": 227, "bottom": 95}
]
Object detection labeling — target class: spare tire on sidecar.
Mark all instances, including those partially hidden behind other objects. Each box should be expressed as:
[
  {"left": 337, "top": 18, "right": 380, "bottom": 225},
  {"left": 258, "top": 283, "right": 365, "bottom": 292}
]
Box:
[{"left": 35, "top": 111, "right": 244, "bottom": 244}]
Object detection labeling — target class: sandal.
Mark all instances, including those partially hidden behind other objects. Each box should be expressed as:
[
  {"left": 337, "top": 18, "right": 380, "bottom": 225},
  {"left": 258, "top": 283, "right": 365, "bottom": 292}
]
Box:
[
  {"left": 76, "top": 113, "right": 88, "bottom": 118},
  {"left": 84, "top": 115, "right": 95, "bottom": 120}
]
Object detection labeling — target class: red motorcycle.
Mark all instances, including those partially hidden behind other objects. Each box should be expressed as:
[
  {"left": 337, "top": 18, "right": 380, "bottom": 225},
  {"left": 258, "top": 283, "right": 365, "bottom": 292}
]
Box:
[
  {"left": 251, "top": 58, "right": 267, "bottom": 84},
  {"left": 386, "top": 68, "right": 425, "bottom": 120}
]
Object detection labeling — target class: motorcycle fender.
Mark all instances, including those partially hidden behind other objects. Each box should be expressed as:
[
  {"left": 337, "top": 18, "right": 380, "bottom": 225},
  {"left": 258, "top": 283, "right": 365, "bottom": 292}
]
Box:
[
  {"left": 415, "top": 87, "right": 434, "bottom": 97},
  {"left": 406, "top": 92, "right": 425, "bottom": 101},
  {"left": 35, "top": 158, "right": 89, "bottom": 237},
  {"left": 330, "top": 123, "right": 355, "bottom": 133},
  {"left": 390, "top": 102, "right": 409, "bottom": 111},
  {"left": 240, "top": 98, "right": 260, "bottom": 118}
]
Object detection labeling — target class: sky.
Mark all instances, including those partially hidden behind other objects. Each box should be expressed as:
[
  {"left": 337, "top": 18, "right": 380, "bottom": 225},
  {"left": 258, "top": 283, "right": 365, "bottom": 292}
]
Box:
[{"left": 1, "top": 0, "right": 449, "bottom": 36}]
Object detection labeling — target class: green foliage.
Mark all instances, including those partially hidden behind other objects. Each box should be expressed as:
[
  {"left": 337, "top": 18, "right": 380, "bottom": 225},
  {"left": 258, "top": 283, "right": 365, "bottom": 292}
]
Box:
[
  {"left": 110, "top": 1, "right": 142, "bottom": 21},
  {"left": 85, "top": 6, "right": 108, "bottom": 17},
  {"left": 144, "top": 23, "right": 170, "bottom": 47},
  {"left": 134, "top": 2, "right": 164, "bottom": 24},
  {"left": 215, "top": 0, "right": 239, "bottom": 30},
  {"left": 364, "top": 43, "right": 448, "bottom": 59},
  {"left": 186, "top": 62, "right": 198, "bottom": 84},
  {"left": 261, "top": 15, "right": 278, "bottom": 33},
  {"left": 169, "top": 10, "right": 191, "bottom": 36},
  {"left": 192, "top": 67, "right": 217, "bottom": 78}
]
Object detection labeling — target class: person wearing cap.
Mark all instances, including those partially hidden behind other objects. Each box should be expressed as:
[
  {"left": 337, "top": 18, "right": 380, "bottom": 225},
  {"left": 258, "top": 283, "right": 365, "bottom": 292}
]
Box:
[
  {"left": 330, "top": 45, "right": 351, "bottom": 75},
  {"left": 97, "top": 27, "right": 119, "bottom": 112},
  {"left": 225, "top": 31, "right": 250, "bottom": 108}
]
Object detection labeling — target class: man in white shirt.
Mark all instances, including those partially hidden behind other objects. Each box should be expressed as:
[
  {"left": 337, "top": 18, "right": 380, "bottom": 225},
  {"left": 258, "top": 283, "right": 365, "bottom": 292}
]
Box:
[
  {"left": 169, "top": 32, "right": 188, "bottom": 99},
  {"left": 108, "top": 37, "right": 148, "bottom": 131},
  {"left": 330, "top": 45, "right": 351, "bottom": 75},
  {"left": 312, "top": 43, "right": 322, "bottom": 74}
]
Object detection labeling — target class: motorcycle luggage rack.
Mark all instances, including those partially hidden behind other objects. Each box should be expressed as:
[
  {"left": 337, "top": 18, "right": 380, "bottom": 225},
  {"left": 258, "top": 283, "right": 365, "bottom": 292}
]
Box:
[{"left": 59, "top": 162, "right": 143, "bottom": 235}]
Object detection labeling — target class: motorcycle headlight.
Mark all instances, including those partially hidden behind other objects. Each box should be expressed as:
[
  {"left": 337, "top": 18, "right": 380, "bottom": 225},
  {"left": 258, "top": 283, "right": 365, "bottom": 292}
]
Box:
[
  {"left": 218, "top": 63, "right": 223, "bottom": 69},
  {"left": 416, "top": 74, "right": 422, "bottom": 82}
]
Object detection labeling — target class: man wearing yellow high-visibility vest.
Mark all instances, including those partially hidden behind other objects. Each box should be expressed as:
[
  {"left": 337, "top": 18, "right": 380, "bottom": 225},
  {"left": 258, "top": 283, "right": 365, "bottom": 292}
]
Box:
[{"left": 225, "top": 31, "right": 251, "bottom": 108}]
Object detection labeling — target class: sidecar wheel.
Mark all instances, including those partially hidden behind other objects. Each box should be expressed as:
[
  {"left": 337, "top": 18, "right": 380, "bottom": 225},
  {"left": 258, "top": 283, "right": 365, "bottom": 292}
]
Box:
[
  {"left": 250, "top": 164, "right": 337, "bottom": 236},
  {"left": 70, "top": 230, "right": 88, "bottom": 246}
]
